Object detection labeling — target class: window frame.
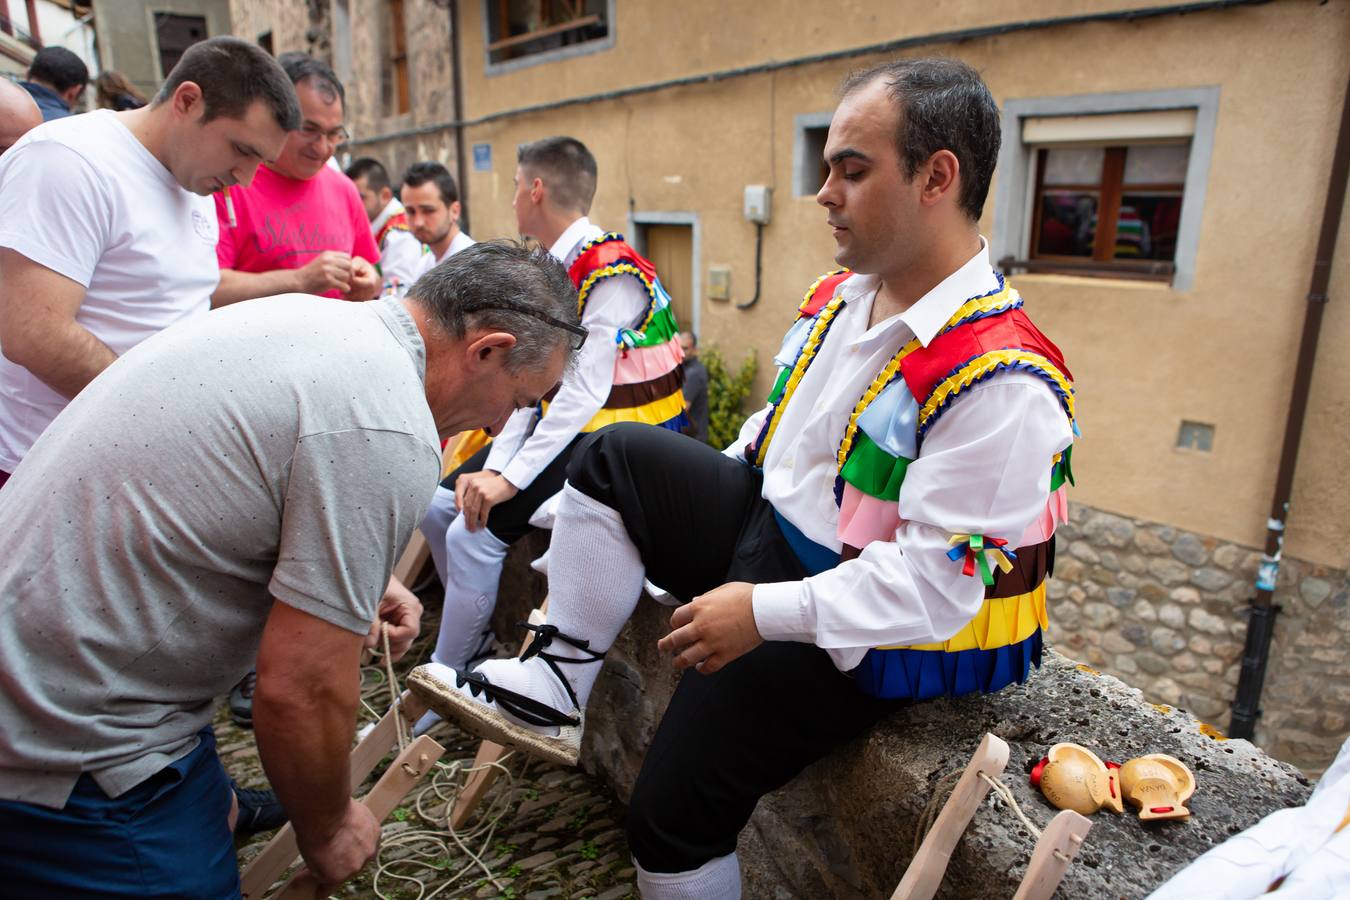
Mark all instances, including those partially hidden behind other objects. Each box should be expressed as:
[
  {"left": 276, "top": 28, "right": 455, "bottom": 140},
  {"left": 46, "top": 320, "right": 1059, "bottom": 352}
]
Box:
[
  {"left": 991, "top": 87, "right": 1220, "bottom": 291},
  {"left": 481, "top": 0, "right": 616, "bottom": 76},
  {"left": 792, "top": 112, "right": 833, "bottom": 198}
]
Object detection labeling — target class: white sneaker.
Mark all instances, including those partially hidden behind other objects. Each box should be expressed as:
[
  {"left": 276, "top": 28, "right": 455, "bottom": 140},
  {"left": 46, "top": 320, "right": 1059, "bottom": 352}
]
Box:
[{"left": 408, "top": 661, "right": 583, "bottom": 767}]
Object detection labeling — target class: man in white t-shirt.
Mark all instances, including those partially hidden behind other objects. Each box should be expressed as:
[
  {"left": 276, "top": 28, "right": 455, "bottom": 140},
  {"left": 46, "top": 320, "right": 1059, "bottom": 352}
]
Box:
[
  {"left": 401, "top": 160, "right": 476, "bottom": 278},
  {"left": 0, "top": 36, "right": 299, "bottom": 487}
]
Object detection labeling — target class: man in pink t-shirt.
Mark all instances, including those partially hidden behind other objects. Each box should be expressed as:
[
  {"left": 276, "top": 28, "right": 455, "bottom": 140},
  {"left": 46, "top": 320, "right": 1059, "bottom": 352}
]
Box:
[{"left": 212, "top": 55, "right": 379, "bottom": 304}]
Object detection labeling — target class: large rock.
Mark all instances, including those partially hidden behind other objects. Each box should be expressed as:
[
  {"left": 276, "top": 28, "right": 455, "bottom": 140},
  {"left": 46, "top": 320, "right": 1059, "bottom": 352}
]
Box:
[{"left": 492, "top": 533, "right": 1313, "bottom": 898}]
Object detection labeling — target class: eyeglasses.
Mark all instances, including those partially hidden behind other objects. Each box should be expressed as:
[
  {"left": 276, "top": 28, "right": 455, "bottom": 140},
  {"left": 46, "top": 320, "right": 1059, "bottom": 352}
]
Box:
[
  {"left": 470, "top": 301, "right": 588, "bottom": 351},
  {"left": 297, "top": 122, "right": 350, "bottom": 145}
]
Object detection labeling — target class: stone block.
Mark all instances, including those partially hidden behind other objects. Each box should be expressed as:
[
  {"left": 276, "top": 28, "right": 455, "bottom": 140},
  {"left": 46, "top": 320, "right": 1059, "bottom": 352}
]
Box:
[
  {"left": 1083, "top": 512, "right": 1135, "bottom": 547},
  {"left": 1099, "top": 550, "right": 1121, "bottom": 572},
  {"left": 1053, "top": 603, "right": 1082, "bottom": 630},
  {"left": 1132, "top": 598, "right": 1158, "bottom": 622},
  {"left": 1171, "top": 532, "right": 1210, "bottom": 567},
  {"left": 1211, "top": 544, "right": 1244, "bottom": 570},
  {"left": 1122, "top": 623, "right": 1148, "bottom": 646},
  {"left": 1054, "top": 555, "right": 1086, "bottom": 584},
  {"left": 1188, "top": 634, "right": 1213, "bottom": 655},
  {"left": 1158, "top": 604, "right": 1186, "bottom": 629},
  {"left": 1150, "top": 676, "right": 1183, "bottom": 705},
  {"left": 1114, "top": 654, "right": 1140, "bottom": 675},
  {"left": 1123, "top": 553, "right": 1149, "bottom": 574},
  {"left": 1082, "top": 602, "right": 1119, "bottom": 629},
  {"left": 1069, "top": 541, "right": 1100, "bottom": 565},
  {"left": 1301, "top": 577, "right": 1333, "bottom": 609},
  {"left": 1102, "top": 631, "right": 1135, "bottom": 654},
  {"left": 1173, "top": 651, "right": 1198, "bottom": 673},
  {"left": 1133, "top": 528, "right": 1170, "bottom": 555},
  {"left": 1192, "top": 567, "right": 1234, "bottom": 593},
  {"left": 1106, "top": 586, "right": 1137, "bottom": 608},
  {"left": 1148, "top": 557, "right": 1189, "bottom": 586},
  {"left": 1135, "top": 650, "right": 1172, "bottom": 675},
  {"left": 1169, "top": 586, "right": 1202, "bottom": 605},
  {"left": 1189, "top": 608, "right": 1230, "bottom": 636}
]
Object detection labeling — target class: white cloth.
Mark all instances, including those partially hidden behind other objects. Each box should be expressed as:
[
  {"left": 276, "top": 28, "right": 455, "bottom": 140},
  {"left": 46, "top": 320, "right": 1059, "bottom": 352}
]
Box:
[
  {"left": 1148, "top": 736, "right": 1350, "bottom": 899},
  {"left": 0, "top": 110, "right": 219, "bottom": 472},
  {"left": 727, "top": 240, "right": 1074, "bottom": 671},
  {"left": 412, "top": 228, "right": 477, "bottom": 280},
  {"left": 636, "top": 852, "right": 742, "bottom": 900},
  {"left": 483, "top": 216, "right": 648, "bottom": 490},
  {"left": 372, "top": 198, "right": 425, "bottom": 298}
]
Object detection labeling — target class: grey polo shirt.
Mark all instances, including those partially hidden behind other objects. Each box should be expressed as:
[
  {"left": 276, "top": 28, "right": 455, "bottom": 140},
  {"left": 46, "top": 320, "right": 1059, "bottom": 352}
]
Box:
[{"left": 0, "top": 294, "right": 442, "bottom": 808}]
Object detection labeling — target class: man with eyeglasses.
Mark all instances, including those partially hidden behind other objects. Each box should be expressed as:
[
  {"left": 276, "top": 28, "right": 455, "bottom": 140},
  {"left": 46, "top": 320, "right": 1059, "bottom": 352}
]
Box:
[
  {"left": 212, "top": 54, "right": 380, "bottom": 305},
  {"left": 410, "top": 135, "right": 687, "bottom": 735}
]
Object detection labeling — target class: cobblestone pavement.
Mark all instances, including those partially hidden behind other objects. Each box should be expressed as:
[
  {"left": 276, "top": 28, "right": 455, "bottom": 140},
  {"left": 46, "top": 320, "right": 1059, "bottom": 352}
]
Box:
[{"left": 218, "top": 591, "right": 636, "bottom": 900}]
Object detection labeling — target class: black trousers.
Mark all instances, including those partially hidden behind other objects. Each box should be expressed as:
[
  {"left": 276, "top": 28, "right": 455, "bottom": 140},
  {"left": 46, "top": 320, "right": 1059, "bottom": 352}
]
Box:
[
  {"left": 443, "top": 435, "right": 583, "bottom": 544},
  {"left": 567, "top": 423, "right": 905, "bottom": 873}
]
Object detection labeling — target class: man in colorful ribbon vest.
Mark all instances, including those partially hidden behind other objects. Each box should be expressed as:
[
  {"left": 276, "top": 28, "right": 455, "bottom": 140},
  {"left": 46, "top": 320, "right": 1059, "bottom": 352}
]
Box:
[
  {"left": 346, "top": 156, "right": 425, "bottom": 297},
  {"left": 411, "top": 58, "right": 1076, "bottom": 898},
  {"left": 410, "top": 136, "right": 687, "bottom": 734}
]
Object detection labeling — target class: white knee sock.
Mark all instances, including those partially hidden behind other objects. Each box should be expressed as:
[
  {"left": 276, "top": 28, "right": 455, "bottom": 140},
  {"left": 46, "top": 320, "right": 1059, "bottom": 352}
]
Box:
[
  {"left": 471, "top": 483, "right": 645, "bottom": 724},
  {"left": 420, "top": 484, "right": 459, "bottom": 585},
  {"left": 635, "top": 853, "right": 741, "bottom": 900},
  {"left": 430, "top": 516, "right": 510, "bottom": 670}
]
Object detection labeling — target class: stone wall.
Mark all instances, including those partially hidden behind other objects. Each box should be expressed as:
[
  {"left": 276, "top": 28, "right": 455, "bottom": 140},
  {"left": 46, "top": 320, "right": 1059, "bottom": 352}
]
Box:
[
  {"left": 492, "top": 533, "right": 1315, "bottom": 898},
  {"left": 1051, "top": 503, "right": 1350, "bottom": 775}
]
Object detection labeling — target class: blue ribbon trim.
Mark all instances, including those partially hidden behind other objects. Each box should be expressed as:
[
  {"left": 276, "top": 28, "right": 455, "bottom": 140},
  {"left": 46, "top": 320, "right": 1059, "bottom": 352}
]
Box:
[
  {"left": 851, "top": 629, "right": 1044, "bottom": 700},
  {"left": 773, "top": 508, "right": 840, "bottom": 576}
]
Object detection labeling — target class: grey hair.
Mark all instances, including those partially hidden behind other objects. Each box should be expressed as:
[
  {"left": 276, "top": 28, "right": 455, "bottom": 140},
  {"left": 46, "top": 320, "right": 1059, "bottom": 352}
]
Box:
[{"left": 407, "top": 239, "right": 580, "bottom": 374}]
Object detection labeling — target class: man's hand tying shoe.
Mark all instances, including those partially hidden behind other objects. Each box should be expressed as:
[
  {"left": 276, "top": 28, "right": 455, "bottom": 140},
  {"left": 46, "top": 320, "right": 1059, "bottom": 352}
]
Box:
[
  {"left": 455, "top": 470, "right": 518, "bottom": 532},
  {"left": 659, "top": 581, "right": 762, "bottom": 674},
  {"left": 296, "top": 798, "right": 382, "bottom": 886}
]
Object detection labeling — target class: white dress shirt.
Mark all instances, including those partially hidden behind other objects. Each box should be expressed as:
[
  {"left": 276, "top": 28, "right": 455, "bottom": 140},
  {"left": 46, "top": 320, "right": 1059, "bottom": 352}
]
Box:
[
  {"left": 372, "top": 198, "right": 425, "bottom": 298},
  {"left": 483, "top": 217, "right": 650, "bottom": 490},
  {"left": 413, "top": 228, "right": 477, "bottom": 281},
  {"left": 727, "top": 240, "right": 1074, "bottom": 672}
]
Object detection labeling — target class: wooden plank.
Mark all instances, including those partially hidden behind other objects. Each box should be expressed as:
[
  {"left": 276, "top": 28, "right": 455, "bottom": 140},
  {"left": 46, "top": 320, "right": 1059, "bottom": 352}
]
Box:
[
  {"left": 449, "top": 600, "right": 549, "bottom": 829},
  {"left": 1011, "top": 809, "right": 1092, "bottom": 900},
  {"left": 243, "top": 735, "right": 445, "bottom": 899},
  {"left": 891, "top": 733, "right": 1010, "bottom": 900},
  {"left": 240, "top": 695, "right": 429, "bottom": 899},
  {"left": 392, "top": 530, "right": 430, "bottom": 585}
]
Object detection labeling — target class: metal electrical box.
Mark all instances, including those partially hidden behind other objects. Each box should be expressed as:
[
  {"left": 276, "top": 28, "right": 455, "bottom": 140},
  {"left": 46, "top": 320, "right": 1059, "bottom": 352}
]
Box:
[{"left": 743, "top": 185, "right": 772, "bottom": 224}]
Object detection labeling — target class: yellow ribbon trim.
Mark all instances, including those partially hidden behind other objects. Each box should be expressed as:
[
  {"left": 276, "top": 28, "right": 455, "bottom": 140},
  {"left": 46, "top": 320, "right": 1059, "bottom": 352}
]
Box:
[
  {"left": 797, "top": 268, "right": 849, "bottom": 313},
  {"left": 543, "top": 389, "right": 687, "bottom": 433},
  {"left": 945, "top": 283, "right": 1019, "bottom": 327},
  {"left": 919, "top": 349, "right": 1076, "bottom": 432},
  {"left": 874, "top": 583, "right": 1048, "bottom": 653},
  {"left": 575, "top": 262, "right": 660, "bottom": 332},
  {"left": 755, "top": 295, "right": 846, "bottom": 467}
]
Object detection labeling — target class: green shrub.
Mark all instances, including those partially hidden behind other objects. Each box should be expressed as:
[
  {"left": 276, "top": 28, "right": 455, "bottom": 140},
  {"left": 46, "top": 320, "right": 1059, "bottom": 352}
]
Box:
[{"left": 702, "top": 346, "right": 758, "bottom": 450}]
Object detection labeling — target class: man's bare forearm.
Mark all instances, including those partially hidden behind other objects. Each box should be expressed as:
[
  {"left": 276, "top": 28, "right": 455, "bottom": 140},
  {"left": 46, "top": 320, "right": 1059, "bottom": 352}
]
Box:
[
  {"left": 252, "top": 656, "right": 360, "bottom": 842},
  {"left": 212, "top": 268, "right": 303, "bottom": 307},
  {"left": 0, "top": 316, "right": 117, "bottom": 399}
]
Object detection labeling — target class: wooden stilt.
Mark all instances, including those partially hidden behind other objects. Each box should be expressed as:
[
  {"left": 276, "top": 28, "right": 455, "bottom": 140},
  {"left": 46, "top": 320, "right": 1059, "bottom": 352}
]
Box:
[
  {"left": 239, "top": 695, "right": 433, "bottom": 899},
  {"left": 891, "top": 732, "right": 1011, "bottom": 900},
  {"left": 447, "top": 600, "right": 550, "bottom": 829},
  {"left": 1011, "top": 809, "right": 1092, "bottom": 900}
]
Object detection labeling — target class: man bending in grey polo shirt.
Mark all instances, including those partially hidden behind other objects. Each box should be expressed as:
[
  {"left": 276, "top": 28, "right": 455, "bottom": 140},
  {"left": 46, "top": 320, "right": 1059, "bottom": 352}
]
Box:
[{"left": 0, "top": 241, "right": 578, "bottom": 897}]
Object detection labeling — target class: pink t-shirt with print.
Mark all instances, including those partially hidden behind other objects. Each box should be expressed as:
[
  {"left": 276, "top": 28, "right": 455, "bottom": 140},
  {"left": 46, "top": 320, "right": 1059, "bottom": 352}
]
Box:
[{"left": 214, "top": 164, "right": 380, "bottom": 299}]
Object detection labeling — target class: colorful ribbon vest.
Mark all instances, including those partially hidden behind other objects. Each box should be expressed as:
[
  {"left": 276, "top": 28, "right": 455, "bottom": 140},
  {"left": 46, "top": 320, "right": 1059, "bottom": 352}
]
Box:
[
  {"left": 750, "top": 270, "right": 1077, "bottom": 701},
  {"left": 545, "top": 233, "right": 687, "bottom": 433},
  {"left": 374, "top": 211, "right": 410, "bottom": 250}
]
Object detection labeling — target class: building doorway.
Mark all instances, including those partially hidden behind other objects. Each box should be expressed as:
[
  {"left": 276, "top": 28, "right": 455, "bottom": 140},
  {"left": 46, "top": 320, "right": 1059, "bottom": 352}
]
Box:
[{"left": 630, "top": 213, "right": 699, "bottom": 337}]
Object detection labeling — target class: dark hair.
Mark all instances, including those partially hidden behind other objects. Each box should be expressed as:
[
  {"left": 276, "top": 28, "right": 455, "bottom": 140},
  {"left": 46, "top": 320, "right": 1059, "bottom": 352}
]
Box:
[
  {"left": 155, "top": 36, "right": 300, "bottom": 131},
  {"left": 278, "top": 52, "right": 345, "bottom": 107},
  {"left": 95, "top": 71, "right": 147, "bottom": 110},
  {"left": 681, "top": 331, "right": 697, "bottom": 348},
  {"left": 841, "top": 57, "right": 1001, "bottom": 221},
  {"left": 402, "top": 161, "right": 459, "bottom": 207},
  {"left": 346, "top": 157, "right": 391, "bottom": 192},
  {"left": 409, "top": 240, "right": 579, "bottom": 374},
  {"left": 517, "top": 136, "right": 597, "bottom": 215},
  {"left": 28, "top": 47, "right": 88, "bottom": 93}
]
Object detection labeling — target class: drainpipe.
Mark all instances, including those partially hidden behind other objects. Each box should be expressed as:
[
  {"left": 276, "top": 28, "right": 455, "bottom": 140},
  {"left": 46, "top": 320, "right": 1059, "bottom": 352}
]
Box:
[
  {"left": 448, "top": 0, "right": 470, "bottom": 236},
  {"left": 1229, "top": 70, "right": 1350, "bottom": 741}
]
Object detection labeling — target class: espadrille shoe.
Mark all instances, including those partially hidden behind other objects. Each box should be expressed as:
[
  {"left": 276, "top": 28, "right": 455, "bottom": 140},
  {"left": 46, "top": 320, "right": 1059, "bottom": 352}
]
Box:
[{"left": 408, "top": 622, "right": 604, "bottom": 768}]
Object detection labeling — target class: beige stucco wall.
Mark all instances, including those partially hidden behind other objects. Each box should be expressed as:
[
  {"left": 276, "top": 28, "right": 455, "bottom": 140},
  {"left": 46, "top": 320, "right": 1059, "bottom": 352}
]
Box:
[{"left": 451, "top": 0, "right": 1350, "bottom": 568}]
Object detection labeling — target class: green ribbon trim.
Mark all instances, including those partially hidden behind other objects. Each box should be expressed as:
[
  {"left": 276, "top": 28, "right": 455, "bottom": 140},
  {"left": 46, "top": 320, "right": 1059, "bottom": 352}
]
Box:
[
  {"left": 620, "top": 305, "right": 679, "bottom": 348},
  {"left": 768, "top": 367, "right": 791, "bottom": 404},
  {"left": 839, "top": 429, "right": 912, "bottom": 502},
  {"left": 1050, "top": 443, "right": 1076, "bottom": 492}
]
